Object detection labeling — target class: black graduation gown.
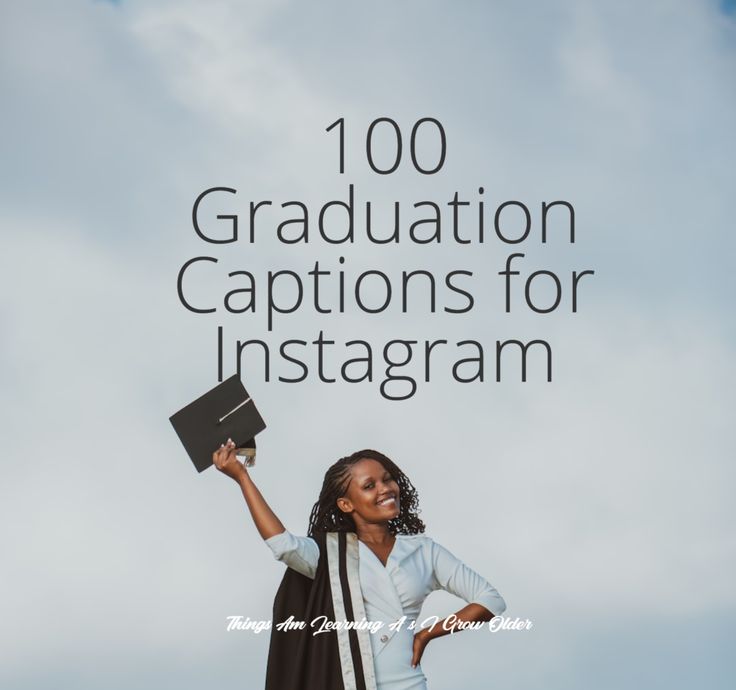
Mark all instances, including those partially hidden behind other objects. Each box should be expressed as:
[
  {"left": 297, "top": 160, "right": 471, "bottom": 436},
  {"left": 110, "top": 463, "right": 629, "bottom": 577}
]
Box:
[{"left": 265, "top": 531, "right": 378, "bottom": 690}]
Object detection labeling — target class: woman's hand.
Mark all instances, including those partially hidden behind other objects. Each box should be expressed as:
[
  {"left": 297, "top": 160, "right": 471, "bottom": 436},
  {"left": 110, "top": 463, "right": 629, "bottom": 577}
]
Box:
[
  {"left": 411, "top": 628, "right": 431, "bottom": 668},
  {"left": 215, "top": 440, "right": 286, "bottom": 540},
  {"left": 213, "top": 438, "right": 246, "bottom": 483}
]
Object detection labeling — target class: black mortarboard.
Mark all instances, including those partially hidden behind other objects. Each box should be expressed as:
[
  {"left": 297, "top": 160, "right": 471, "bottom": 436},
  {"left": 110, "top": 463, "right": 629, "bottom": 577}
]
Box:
[{"left": 169, "top": 374, "right": 266, "bottom": 473}]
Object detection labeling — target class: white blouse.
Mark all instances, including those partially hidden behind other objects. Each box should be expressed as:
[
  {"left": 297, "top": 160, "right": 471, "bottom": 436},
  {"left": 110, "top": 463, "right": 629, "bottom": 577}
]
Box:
[{"left": 265, "top": 530, "right": 506, "bottom": 690}]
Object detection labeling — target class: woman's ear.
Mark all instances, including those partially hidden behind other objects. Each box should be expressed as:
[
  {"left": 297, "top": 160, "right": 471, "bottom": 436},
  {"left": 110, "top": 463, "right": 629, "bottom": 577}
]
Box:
[{"left": 336, "top": 497, "right": 353, "bottom": 514}]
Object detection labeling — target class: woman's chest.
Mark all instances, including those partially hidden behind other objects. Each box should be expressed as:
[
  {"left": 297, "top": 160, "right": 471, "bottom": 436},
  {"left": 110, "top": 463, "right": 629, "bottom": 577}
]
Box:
[{"left": 359, "top": 542, "right": 435, "bottom": 614}]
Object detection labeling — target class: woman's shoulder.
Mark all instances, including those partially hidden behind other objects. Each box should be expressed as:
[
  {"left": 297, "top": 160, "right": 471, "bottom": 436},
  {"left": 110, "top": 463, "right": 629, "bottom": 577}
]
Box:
[
  {"left": 396, "top": 533, "right": 459, "bottom": 557},
  {"left": 397, "top": 531, "right": 437, "bottom": 541},
  {"left": 395, "top": 532, "right": 437, "bottom": 550}
]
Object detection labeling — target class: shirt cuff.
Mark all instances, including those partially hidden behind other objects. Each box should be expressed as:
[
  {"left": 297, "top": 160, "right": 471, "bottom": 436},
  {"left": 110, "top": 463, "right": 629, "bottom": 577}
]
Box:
[
  {"left": 264, "top": 529, "right": 319, "bottom": 580},
  {"left": 264, "top": 529, "right": 295, "bottom": 559},
  {"left": 473, "top": 591, "right": 507, "bottom": 617}
]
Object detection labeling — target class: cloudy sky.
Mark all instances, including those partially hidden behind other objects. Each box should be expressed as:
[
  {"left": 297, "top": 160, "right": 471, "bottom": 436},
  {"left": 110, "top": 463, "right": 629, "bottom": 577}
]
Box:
[{"left": 2, "top": 1, "right": 734, "bottom": 689}]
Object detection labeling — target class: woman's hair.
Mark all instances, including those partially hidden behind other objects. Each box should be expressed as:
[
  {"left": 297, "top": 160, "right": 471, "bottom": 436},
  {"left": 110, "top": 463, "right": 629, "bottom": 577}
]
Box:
[{"left": 307, "top": 449, "right": 426, "bottom": 536}]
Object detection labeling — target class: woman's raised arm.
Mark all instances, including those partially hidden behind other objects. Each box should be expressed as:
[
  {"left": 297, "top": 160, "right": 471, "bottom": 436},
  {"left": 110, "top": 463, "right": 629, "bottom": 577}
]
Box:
[{"left": 212, "top": 438, "right": 286, "bottom": 540}]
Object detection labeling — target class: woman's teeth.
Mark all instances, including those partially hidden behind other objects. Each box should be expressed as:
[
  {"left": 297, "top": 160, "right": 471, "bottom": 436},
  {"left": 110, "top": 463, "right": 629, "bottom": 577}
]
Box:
[{"left": 377, "top": 496, "right": 396, "bottom": 506}]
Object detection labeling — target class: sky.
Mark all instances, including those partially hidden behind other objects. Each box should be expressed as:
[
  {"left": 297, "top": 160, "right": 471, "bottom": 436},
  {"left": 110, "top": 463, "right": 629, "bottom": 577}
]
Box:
[{"left": 1, "top": 1, "right": 735, "bottom": 689}]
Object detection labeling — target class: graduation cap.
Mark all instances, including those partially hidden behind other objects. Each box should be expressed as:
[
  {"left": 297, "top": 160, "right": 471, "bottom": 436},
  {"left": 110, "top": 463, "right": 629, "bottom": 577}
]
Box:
[{"left": 169, "top": 374, "right": 266, "bottom": 473}]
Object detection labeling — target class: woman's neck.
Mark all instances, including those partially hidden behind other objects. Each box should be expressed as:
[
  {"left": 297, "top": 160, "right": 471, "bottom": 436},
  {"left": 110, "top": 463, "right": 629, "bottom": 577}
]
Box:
[{"left": 354, "top": 521, "right": 393, "bottom": 545}]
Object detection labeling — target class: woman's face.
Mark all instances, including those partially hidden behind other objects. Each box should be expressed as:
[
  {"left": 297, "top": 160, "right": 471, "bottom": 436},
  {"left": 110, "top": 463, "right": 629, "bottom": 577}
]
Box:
[{"left": 337, "top": 458, "right": 401, "bottom": 524}]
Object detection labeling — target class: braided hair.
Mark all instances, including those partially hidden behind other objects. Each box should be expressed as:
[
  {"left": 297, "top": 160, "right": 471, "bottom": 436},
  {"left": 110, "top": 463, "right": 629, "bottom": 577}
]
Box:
[{"left": 307, "top": 449, "right": 425, "bottom": 536}]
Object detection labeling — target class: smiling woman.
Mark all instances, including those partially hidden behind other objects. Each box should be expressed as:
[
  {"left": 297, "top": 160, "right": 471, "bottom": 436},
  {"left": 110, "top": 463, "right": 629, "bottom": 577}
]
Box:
[{"left": 211, "top": 444, "right": 507, "bottom": 690}]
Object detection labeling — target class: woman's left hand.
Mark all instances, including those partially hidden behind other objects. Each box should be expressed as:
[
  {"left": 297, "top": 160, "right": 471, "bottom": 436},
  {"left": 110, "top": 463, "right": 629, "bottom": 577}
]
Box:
[{"left": 411, "top": 628, "right": 431, "bottom": 668}]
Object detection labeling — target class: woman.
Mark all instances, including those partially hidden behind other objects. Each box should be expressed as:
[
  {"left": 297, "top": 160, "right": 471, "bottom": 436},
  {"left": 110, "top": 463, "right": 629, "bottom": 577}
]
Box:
[{"left": 213, "top": 440, "right": 506, "bottom": 690}]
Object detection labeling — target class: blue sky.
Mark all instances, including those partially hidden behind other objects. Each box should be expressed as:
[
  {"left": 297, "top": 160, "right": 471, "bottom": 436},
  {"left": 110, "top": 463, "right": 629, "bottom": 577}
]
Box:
[{"left": 1, "top": 2, "right": 734, "bottom": 689}]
